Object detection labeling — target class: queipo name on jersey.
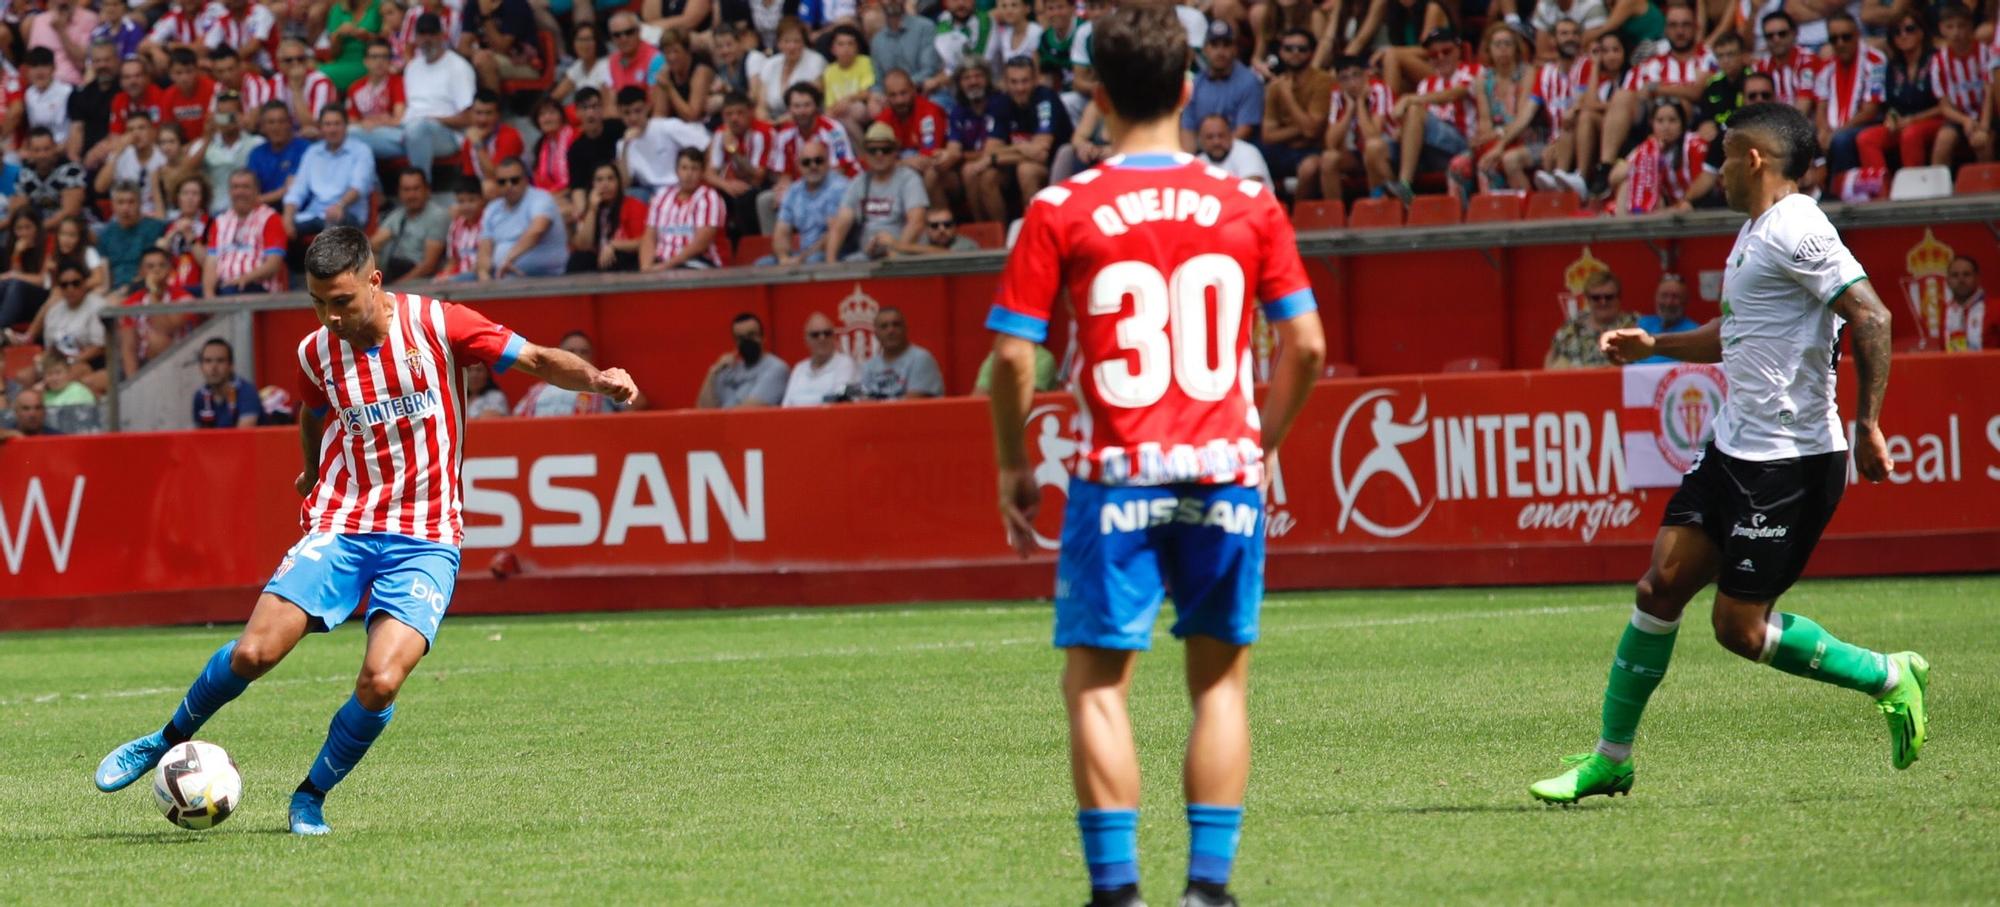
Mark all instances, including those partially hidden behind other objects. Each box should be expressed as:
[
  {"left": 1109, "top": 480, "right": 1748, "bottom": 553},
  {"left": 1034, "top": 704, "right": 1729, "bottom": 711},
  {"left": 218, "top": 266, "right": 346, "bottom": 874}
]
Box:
[{"left": 987, "top": 153, "right": 1317, "bottom": 488}]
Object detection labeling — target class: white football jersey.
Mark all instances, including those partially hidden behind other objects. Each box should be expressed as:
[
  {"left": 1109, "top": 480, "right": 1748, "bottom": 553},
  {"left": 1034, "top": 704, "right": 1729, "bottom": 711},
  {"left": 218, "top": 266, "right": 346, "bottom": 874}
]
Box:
[{"left": 1714, "top": 193, "right": 1867, "bottom": 461}]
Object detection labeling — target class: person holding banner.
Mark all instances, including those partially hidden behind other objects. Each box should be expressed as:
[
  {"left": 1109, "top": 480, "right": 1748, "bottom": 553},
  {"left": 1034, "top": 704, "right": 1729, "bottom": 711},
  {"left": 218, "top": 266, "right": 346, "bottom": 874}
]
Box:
[{"left": 1531, "top": 102, "right": 1929, "bottom": 805}]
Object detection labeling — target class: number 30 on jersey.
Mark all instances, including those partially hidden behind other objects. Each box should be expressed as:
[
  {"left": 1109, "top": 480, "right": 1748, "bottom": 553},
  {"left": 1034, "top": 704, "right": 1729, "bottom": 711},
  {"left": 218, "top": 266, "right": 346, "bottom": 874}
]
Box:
[{"left": 1087, "top": 254, "right": 1245, "bottom": 409}]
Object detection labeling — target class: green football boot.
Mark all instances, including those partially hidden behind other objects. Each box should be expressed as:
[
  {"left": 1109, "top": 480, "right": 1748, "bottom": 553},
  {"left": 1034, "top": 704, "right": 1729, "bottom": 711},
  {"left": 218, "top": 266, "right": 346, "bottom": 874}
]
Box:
[
  {"left": 1529, "top": 752, "right": 1635, "bottom": 804},
  {"left": 1876, "top": 652, "right": 1930, "bottom": 770}
]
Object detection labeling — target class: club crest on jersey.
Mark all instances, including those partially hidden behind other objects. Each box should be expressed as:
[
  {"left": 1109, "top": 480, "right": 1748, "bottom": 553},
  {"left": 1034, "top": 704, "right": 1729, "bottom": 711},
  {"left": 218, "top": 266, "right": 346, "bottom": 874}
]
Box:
[{"left": 339, "top": 388, "right": 441, "bottom": 436}]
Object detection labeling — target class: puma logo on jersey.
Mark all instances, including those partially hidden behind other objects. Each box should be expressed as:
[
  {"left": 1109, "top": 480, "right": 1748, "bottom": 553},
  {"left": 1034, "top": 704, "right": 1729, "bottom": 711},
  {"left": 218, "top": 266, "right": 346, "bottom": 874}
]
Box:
[
  {"left": 1090, "top": 188, "right": 1222, "bottom": 237},
  {"left": 340, "top": 388, "right": 442, "bottom": 436}
]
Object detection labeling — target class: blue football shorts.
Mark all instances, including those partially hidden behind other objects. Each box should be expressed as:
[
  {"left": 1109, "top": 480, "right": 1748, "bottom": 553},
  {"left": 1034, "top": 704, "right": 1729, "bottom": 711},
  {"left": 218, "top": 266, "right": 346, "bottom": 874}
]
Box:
[
  {"left": 263, "top": 532, "right": 461, "bottom": 647},
  {"left": 1053, "top": 479, "right": 1267, "bottom": 651}
]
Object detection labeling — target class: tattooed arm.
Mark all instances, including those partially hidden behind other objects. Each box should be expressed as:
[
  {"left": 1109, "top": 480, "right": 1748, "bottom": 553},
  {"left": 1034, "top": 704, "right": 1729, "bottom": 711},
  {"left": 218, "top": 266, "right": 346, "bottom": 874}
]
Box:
[{"left": 1832, "top": 279, "right": 1893, "bottom": 482}]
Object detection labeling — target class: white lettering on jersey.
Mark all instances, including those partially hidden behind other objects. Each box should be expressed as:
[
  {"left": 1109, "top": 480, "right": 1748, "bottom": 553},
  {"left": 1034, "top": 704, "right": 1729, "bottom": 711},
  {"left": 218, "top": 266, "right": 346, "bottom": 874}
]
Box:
[{"left": 1090, "top": 188, "right": 1223, "bottom": 237}]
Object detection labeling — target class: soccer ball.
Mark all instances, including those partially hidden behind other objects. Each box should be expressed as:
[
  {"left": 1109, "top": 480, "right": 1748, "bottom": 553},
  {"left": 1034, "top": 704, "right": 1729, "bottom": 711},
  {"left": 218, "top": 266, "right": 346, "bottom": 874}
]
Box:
[{"left": 152, "top": 741, "right": 241, "bottom": 830}]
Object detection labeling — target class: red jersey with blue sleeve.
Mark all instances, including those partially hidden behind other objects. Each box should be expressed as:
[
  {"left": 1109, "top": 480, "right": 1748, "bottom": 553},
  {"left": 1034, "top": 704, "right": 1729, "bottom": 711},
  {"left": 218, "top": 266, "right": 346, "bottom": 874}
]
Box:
[
  {"left": 988, "top": 152, "right": 1316, "bottom": 488},
  {"left": 295, "top": 293, "right": 526, "bottom": 546}
]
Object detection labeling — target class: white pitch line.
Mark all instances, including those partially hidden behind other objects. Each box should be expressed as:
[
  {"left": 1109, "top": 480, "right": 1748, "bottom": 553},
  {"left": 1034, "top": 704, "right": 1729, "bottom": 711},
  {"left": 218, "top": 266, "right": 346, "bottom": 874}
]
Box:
[{"left": 0, "top": 602, "right": 1620, "bottom": 709}]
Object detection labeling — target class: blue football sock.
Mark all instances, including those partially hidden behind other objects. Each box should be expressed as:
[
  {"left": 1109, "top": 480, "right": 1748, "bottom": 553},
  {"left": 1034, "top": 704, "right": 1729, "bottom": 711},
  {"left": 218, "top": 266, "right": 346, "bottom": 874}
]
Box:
[
  {"left": 305, "top": 695, "right": 396, "bottom": 794},
  {"left": 1077, "top": 808, "right": 1140, "bottom": 891},
  {"left": 1187, "top": 803, "right": 1243, "bottom": 886},
  {"left": 165, "top": 641, "right": 252, "bottom": 743}
]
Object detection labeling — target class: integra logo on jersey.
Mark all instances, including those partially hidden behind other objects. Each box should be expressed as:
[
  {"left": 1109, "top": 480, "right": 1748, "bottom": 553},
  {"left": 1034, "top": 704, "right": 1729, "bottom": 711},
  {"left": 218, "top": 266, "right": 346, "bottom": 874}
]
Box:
[
  {"left": 1090, "top": 188, "right": 1222, "bottom": 237},
  {"left": 339, "top": 388, "right": 441, "bottom": 436},
  {"left": 1100, "top": 497, "right": 1260, "bottom": 538}
]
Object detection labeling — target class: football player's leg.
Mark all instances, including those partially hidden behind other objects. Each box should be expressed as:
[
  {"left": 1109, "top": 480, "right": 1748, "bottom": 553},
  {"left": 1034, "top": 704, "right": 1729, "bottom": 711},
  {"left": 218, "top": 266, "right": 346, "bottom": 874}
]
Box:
[{"left": 1068, "top": 646, "right": 1145, "bottom": 901}]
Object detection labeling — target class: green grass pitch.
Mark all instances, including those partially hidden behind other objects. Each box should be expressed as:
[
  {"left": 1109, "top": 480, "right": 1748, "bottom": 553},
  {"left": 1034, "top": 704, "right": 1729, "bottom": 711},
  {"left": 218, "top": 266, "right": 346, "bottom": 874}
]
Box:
[{"left": 3, "top": 576, "right": 1995, "bottom": 904}]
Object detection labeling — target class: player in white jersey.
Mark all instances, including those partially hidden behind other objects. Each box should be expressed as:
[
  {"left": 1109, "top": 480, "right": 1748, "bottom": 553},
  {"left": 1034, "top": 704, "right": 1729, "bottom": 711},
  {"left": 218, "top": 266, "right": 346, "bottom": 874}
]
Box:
[
  {"left": 1528, "top": 103, "right": 1930, "bottom": 804},
  {"left": 93, "top": 227, "right": 637, "bottom": 834}
]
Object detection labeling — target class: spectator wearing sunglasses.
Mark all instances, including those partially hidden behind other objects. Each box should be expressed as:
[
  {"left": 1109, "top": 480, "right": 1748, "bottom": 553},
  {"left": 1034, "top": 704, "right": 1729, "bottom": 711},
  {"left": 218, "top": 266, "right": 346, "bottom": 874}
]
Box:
[
  {"left": 760, "top": 139, "right": 849, "bottom": 266},
  {"left": 824, "top": 122, "right": 929, "bottom": 262},
  {"left": 1545, "top": 270, "right": 1636, "bottom": 369},
  {"left": 475, "top": 157, "right": 569, "bottom": 279},
  {"left": 782, "top": 312, "right": 859, "bottom": 406},
  {"left": 896, "top": 211, "right": 978, "bottom": 256},
  {"left": 1684, "top": 72, "right": 1783, "bottom": 206}
]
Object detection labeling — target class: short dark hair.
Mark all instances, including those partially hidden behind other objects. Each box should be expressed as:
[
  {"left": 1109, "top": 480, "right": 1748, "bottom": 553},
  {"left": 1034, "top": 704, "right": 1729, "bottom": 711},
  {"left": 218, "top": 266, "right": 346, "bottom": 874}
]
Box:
[
  {"left": 1937, "top": 4, "right": 1973, "bottom": 26},
  {"left": 202, "top": 337, "right": 235, "bottom": 363},
  {"left": 455, "top": 177, "right": 485, "bottom": 196},
  {"left": 207, "top": 45, "right": 238, "bottom": 63},
  {"left": 397, "top": 166, "right": 429, "bottom": 187},
  {"left": 473, "top": 88, "right": 501, "bottom": 108},
  {"left": 318, "top": 105, "right": 348, "bottom": 124},
  {"left": 140, "top": 246, "right": 172, "bottom": 264},
  {"left": 1825, "top": 11, "right": 1858, "bottom": 30},
  {"left": 732, "top": 312, "right": 763, "bottom": 331},
  {"left": 721, "top": 90, "right": 752, "bottom": 109},
  {"left": 494, "top": 155, "right": 527, "bottom": 175},
  {"left": 304, "top": 226, "right": 374, "bottom": 280},
  {"left": 575, "top": 86, "right": 603, "bottom": 106},
  {"left": 1760, "top": 10, "right": 1795, "bottom": 31},
  {"left": 1282, "top": 28, "right": 1316, "bottom": 51},
  {"left": 169, "top": 47, "right": 198, "bottom": 68},
  {"left": 1951, "top": 255, "right": 1978, "bottom": 273},
  {"left": 1333, "top": 54, "right": 1368, "bottom": 72},
  {"left": 1091, "top": 4, "right": 1188, "bottom": 126},
  {"left": 125, "top": 110, "right": 154, "bottom": 127},
  {"left": 24, "top": 47, "right": 54, "bottom": 68},
  {"left": 1710, "top": 31, "right": 1743, "bottom": 51},
  {"left": 55, "top": 259, "right": 89, "bottom": 280},
  {"left": 260, "top": 100, "right": 291, "bottom": 118},
  {"left": 784, "top": 81, "right": 823, "bottom": 108},
  {"left": 616, "top": 84, "right": 649, "bottom": 107},
  {"left": 676, "top": 146, "right": 705, "bottom": 167},
  {"left": 1728, "top": 101, "right": 1817, "bottom": 181},
  {"left": 1002, "top": 54, "right": 1038, "bottom": 79},
  {"left": 25, "top": 126, "right": 54, "bottom": 144}
]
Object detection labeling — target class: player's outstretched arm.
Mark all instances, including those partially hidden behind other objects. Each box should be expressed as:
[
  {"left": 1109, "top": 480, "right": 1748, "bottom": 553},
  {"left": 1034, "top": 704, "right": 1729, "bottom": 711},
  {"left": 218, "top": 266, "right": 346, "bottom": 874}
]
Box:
[
  {"left": 1601, "top": 319, "right": 1722, "bottom": 364},
  {"left": 1261, "top": 311, "right": 1327, "bottom": 456},
  {"left": 1833, "top": 278, "right": 1895, "bottom": 482},
  {"left": 985, "top": 335, "right": 1041, "bottom": 559},
  {"left": 509, "top": 342, "right": 642, "bottom": 407}
]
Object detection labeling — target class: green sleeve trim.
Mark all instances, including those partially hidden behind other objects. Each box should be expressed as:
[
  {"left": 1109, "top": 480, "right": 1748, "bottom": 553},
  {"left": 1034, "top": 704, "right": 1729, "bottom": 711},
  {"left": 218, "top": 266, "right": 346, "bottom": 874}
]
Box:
[{"left": 1827, "top": 274, "right": 1867, "bottom": 307}]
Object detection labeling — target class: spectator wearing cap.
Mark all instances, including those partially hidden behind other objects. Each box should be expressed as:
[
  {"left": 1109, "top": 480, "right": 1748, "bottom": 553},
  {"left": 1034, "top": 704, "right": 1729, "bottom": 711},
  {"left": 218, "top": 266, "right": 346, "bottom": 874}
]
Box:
[
  {"left": 1198, "top": 114, "right": 1272, "bottom": 184},
  {"left": 282, "top": 107, "right": 375, "bottom": 238},
  {"left": 782, "top": 312, "right": 859, "bottom": 407},
  {"left": 969, "top": 55, "right": 1070, "bottom": 221},
  {"left": 192, "top": 338, "right": 262, "bottom": 428},
  {"left": 1263, "top": 28, "right": 1334, "bottom": 200},
  {"left": 825, "top": 122, "right": 929, "bottom": 262},
  {"left": 397, "top": 13, "right": 479, "bottom": 180},
  {"left": 761, "top": 139, "right": 849, "bottom": 266},
  {"left": 476, "top": 157, "right": 569, "bottom": 279},
  {"left": 1181, "top": 21, "right": 1263, "bottom": 151},
  {"left": 875, "top": 69, "right": 952, "bottom": 206},
  {"left": 616, "top": 84, "right": 712, "bottom": 196},
  {"left": 1634, "top": 274, "right": 1698, "bottom": 364}
]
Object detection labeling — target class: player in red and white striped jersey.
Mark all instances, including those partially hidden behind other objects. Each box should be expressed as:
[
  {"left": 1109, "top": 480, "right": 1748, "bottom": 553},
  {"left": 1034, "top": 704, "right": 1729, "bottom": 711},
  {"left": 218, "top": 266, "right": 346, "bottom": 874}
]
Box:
[
  {"left": 1752, "top": 11, "right": 1818, "bottom": 110},
  {"left": 91, "top": 227, "right": 637, "bottom": 837},
  {"left": 1930, "top": 6, "right": 1995, "bottom": 165},
  {"left": 1384, "top": 27, "right": 1479, "bottom": 200},
  {"left": 1321, "top": 55, "right": 1398, "bottom": 198},
  {"left": 203, "top": 171, "right": 288, "bottom": 295},
  {"left": 642, "top": 148, "right": 728, "bottom": 270}
]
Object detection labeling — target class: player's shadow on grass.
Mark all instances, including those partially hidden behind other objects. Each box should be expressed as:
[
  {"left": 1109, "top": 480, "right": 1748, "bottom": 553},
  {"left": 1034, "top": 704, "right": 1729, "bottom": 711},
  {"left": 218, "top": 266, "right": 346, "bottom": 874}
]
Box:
[
  {"left": 1382, "top": 804, "right": 1548, "bottom": 816},
  {"left": 75, "top": 830, "right": 212, "bottom": 845}
]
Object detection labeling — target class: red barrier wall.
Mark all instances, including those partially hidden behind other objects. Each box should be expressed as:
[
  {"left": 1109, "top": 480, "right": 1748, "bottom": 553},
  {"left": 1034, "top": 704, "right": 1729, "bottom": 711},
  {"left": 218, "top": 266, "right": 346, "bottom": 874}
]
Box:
[
  {"left": 251, "top": 223, "right": 1994, "bottom": 397},
  {"left": 5, "top": 353, "right": 1996, "bottom": 631}
]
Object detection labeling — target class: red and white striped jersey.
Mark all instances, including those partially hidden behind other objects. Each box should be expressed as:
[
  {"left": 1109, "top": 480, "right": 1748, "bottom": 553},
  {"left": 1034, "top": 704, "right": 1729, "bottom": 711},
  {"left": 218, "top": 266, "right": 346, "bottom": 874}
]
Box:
[
  {"left": 207, "top": 204, "right": 287, "bottom": 293},
  {"left": 393, "top": 3, "right": 463, "bottom": 66},
  {"left": 442, "top": 216, "right": 480, "bottom": 277},
  {"left": 346, "top": 74, "right": 405, "bottom": 122},
  {"left": 771, "top": 115, "right": 861, "bottom": 178},
  {"left": 148, "top": 5, "right": 205, "bottom": 46},
  {"left": 273, "top": 69, "right": 337, "bottom": 122},
  {"left": 201, "top": 3, "right": 277, "bottom": 71},
  {"left": 1625, "top": 49, "right": 1716, "bottom": 90},
  {"left": 707, "top": 120, "right": 776, "bottom": 181},
  {"left": 1927, "top": 44, "right": 1994, "bottom": 114},
  {"left": 110, "top": 86, "right": 165, "bottom": 135},
  {"left": 294, "top": 294, "right": 526, "bottom": 545},
  {"left": 1754, "top": 46, "right": 1821, "bottom": 106},
  {"left": 212, "top": 72, "right": 276, "bottom": 114},
  {"left": 1624, "top": 131, "right": 1706, "bottom": 212},
  {"left": 1325, "top": 79, "right": 1397, "bottom": 149},
  {"left": 647, "top": 184, "right": 727, "bottom": 267},
  {"left": 1537, "top": 56, "right": 1590, "bottom": 136},
  {"left": 1812, "top": 46, "right": 1887, "bottom": 130},
  {"left": 1415, "top": 62, "right": 1481, "bottom": 137}
]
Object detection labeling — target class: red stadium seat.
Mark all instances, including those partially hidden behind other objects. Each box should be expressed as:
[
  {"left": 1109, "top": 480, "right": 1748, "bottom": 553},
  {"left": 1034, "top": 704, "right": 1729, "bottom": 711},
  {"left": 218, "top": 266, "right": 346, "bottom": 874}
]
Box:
[
  {"left": 1291, "top": 199, "right": 1345, "bottom": 230},
  {"left": 1406, "top": 194, "right": 1462, "bottom": 226},
  {"left": 957, "top": 222, "right": 1005, "bottom": 249},
  {"left": 1346, "top": 197, "right": 1404, "bottom": 229},
  {"left": 1443, "top": 355, "right": 1502, "bottom": 372},
  {"left": 1525, "top": 190, "right": 1583, "bottom": 220},
  {"left": 1955, "top": 162, "right": 2000, "bottom": 195},
  {"left": 4, "top": 343, "right": 42, "bottom": 379},
  {"left": 1466, "top": 193, "right": 1526, "bottom": 223}
]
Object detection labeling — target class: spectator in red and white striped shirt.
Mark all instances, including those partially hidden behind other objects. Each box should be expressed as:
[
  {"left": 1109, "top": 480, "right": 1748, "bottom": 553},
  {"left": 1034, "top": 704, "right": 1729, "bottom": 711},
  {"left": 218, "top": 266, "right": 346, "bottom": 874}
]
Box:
[
  {"left": 209, "top": 47, "right": 275, "bottom": 115},
  {"left": 1536, "top": 18, "right": 1592, "bottom": 180},
  {"left": 1812, "top": 13, "right": 1884, "bottom": 175},
  {"left": 705, "top": 92, "right": 774, "bottom": 240},
  {"left": 1383, "top": 27, "right": 1477, "bottom": 201},
  {"left": 202, "top": 0, "right": 277, "bottom": 73},
  {"left": 138, "top": 0, "right": 206, "bottom": 75},
  {"left": 641, "top": 148, "right": 726, "bottom": 271},
  {"left": 202, "top": 169, "right": 287, "bottom": 296},
  {"left": 1929, "top": 5, "right": 1994, "bottom": 166},
  {"left": 441, "top": 179, "right": 485, "bottom": 279},
  {"left": 1591, "top": 3, "right": 1712, "bottom": 197},
  {"left": 274, "top": 38, "right": 338, "bottom": 139},
  {"left": 1610, "top": 98, "right": 1706, "bottom": 214},
  {"left": 1752, "top": 12, "right": 1817, "bottom": 112},
  {"left": 1322, "top": 55, "right": 1398, "bottom": 199}
]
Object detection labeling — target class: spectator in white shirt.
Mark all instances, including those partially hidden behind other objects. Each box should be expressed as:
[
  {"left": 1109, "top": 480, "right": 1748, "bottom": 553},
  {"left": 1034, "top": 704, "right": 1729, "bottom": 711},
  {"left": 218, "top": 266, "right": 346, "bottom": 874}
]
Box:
[
  {"left": 96, "top": 112, "right": 169, "bottom": 217},
  {"left": 390, "top": 13, "right": 478, "bottom": 179},
  {"left": 1196, "top": 114, "right": 1272, "bottom": 185},
  {"left": 782, "top": 312, "right": 859, "bottom": 406},
  {"left": 615, "top": 84, "right": 710, "bottom": 195},
  {"left": 21, "top": 48, "right": 73, "bottom": 145}
]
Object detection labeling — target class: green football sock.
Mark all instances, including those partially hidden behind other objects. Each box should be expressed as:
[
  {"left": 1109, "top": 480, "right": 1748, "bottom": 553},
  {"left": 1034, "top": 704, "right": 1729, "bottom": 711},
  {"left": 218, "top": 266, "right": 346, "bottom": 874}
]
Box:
[
  {"left": 1762, "top": 612, "right": 1890, "bottom": 695},
  {"left": 1597, "top": 609, "right": 1680, "bottom": 759}
]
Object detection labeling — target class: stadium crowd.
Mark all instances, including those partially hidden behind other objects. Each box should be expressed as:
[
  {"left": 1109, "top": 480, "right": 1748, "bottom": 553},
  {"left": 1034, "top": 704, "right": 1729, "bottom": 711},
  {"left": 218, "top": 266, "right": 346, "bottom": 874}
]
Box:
[{"left": 0, "top": 0, "right": 1997, "bottom": 436}]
